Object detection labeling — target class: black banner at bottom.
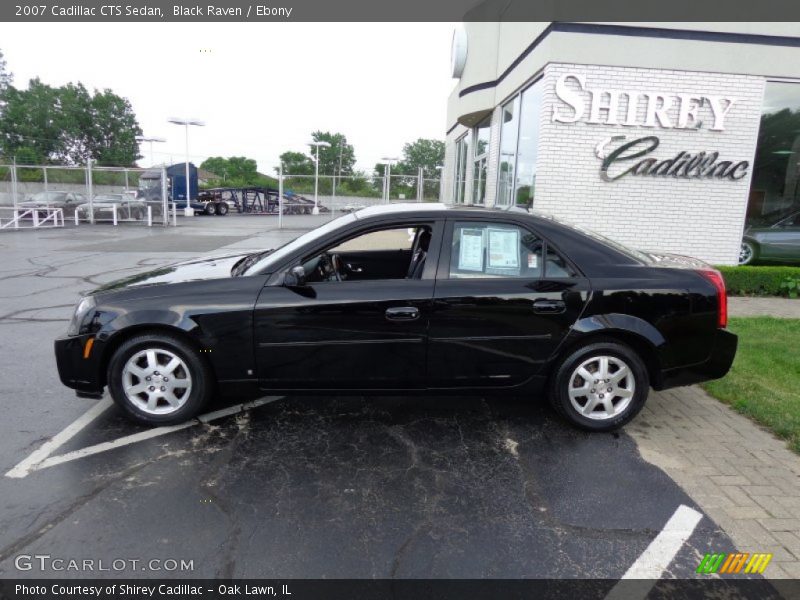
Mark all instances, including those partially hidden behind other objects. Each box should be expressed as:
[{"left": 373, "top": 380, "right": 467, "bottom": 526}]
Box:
[{"left": 0, "top": 579, "right": 797, "bottom": 600}]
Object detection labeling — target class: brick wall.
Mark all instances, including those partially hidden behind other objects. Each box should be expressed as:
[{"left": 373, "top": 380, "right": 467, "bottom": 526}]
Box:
[{"left": 535, "top": 63, "right": 765, "bottom": 265}]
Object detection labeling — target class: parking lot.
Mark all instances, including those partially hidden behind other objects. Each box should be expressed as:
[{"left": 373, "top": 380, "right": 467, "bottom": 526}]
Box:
[{"left": 0, "top": 216, "right": 780, "bottom": 590}]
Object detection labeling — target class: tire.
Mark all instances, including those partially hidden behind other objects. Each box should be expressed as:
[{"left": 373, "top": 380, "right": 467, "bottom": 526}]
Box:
[
  {"left": 739, "top": 240, "right": 758, "bottom": 265},
  {"left": 107, "top": 333, "right": 213, "bottom": 426},
  {"left": 216, "top": 202, "right": 229, "bottom": 216},
  {"left": 548, "top": 340, "right": 649, "bottom": 432},
  {"left": 204, "top": 203, "right": 216, "bottom": 216}
]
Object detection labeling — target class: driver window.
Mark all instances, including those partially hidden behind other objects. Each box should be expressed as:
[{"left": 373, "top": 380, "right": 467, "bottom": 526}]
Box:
[{"left": 302, "top": 225, "right": 432, "bottom": 283}]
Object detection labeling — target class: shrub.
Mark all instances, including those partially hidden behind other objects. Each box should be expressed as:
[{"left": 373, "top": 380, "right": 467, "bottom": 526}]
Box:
[{"left": 716, "top": 265, "right": 800, "bottom": 297}]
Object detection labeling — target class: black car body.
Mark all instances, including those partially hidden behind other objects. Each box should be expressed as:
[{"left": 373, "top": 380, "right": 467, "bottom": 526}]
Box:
[{"left": 55, "top": 204, "right": 737, "bottom": 430}]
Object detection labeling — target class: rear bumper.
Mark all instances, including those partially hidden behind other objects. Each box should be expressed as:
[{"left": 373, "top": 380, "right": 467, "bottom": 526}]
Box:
[
  {"left": 658, "top": 329, "right": 738, "bottom": 390},
  {"left": 54, "top": 334, "right": 105, "bottom": 396}
]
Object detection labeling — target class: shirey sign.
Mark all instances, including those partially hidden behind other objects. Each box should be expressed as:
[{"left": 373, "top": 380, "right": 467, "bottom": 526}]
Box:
[{"left": 551, "top": 73, "right": 751, "bottom": 182}]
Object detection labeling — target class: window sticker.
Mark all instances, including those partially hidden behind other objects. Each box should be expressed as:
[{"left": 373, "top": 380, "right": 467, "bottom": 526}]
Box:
[
  {"left": 487, "top": 228, "right": 520, "bottom": 271},
  {"left": 528, "top": 253, "right": 538, "bottom": 269},
  {"left": 458, "top": 228, "right": 485, "bottom": 272}
]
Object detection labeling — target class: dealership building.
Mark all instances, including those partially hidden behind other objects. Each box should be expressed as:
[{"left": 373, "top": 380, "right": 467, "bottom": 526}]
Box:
[{"left": 442, "top": 23, "right": 800, "bottom": 264}]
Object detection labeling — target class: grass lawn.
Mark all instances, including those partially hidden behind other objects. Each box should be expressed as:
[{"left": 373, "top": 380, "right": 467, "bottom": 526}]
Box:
[{"left": 702, "top": 317, "right": 800, "bottom": 452}]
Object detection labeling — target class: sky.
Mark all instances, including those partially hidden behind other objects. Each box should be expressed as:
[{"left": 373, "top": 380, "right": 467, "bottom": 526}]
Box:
[{"left": 0, "top": 22, "right": 457, "bottom": 174}]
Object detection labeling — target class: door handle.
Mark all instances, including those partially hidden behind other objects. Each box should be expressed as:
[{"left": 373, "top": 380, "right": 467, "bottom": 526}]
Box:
[
  {"left": 532, "top": 299, "right": 566, "bottom": 314},
  {"left": 385, "top": 306, "right": 420, "bottom": 321}
]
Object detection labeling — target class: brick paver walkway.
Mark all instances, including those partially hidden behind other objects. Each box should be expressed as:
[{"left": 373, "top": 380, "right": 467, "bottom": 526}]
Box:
[
  {"left": 628, "top": 386, "right": 800, "bottom": 578},
  {"left": 728, "top": 297, "right": 800, "bottom": 319}
]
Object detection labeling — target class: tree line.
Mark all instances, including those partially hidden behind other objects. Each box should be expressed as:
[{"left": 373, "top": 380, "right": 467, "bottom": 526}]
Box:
[
  {"left": 0, "top": 49, "right": 142, "bottom": 167},
  {"left": 0, "top": 48, "right": 445, "bottom": 197}
]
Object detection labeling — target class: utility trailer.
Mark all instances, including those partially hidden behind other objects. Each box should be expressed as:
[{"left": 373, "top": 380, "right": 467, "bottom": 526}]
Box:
[{"left": 199, "top": 187, "right": 329, "bottom": 215}]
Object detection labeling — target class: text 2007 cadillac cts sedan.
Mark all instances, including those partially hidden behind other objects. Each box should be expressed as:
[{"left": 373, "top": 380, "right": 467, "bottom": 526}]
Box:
[{"left": 55, "top": 204, "right": 737, "bottom": 432}]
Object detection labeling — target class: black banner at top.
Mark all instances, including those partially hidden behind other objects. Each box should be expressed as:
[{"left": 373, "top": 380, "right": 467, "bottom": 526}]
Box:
[{"left": 5, "top": 0, "right": 800, "bottom": 22}]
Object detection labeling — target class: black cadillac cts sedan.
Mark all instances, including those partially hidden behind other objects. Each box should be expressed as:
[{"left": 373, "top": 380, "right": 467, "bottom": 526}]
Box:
[{"left": 55, "top": 204, "right": 737, "bottom": 432}]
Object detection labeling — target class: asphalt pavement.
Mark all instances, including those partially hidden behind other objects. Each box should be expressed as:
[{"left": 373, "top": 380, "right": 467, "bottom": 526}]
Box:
[{"left": 0, "top": 214, "right": 774, "bottom": 589}]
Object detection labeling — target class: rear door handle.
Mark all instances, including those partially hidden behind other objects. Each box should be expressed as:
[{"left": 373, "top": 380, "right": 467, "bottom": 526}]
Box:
[
  {"left": 385, "top": 306, "right": 420, "bottom": 321},
  {"left": 532, "top": 299, "right": 566, "bottom": 314}
]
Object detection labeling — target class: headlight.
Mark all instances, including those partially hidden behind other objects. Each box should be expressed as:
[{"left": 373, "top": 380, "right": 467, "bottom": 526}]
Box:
[{"left": 67, "top": 295, "right": 96, "bottom": 336}]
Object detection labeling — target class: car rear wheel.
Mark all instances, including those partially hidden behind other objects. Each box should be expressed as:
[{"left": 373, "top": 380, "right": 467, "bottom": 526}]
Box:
[
  {"left": 216, "top": 202, "right": 229, "bottom": 216},
  {"left": 204, "top": 203, "right": 216, "bottom": 216},
  {"left": 107, "top": 334, "right": 212, "bottom": 425},
  {"left": 549, "top": 341, "right": 649, "bottom": 432},
  {"left": 739, "top": 240, "right": 757, "bottom": 265}
]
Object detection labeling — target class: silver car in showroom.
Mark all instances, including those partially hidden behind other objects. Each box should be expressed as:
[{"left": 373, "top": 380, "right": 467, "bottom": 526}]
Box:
[{"left": 740, "top": 208, "right": 800, "bottom": 265}]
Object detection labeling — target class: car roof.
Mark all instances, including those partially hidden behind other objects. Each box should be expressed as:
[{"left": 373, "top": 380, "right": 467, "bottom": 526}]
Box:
[{"left": 353, "top": 202, "right": 531, "bottom": 220}]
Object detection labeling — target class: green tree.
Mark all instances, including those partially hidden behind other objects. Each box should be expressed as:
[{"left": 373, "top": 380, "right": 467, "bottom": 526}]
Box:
[
  {"left": 310, "top": 131, "right": 356, "bottom": 177},
  {"left": 397, "top": 138, "right": 445, "bottom": 179},
  {"left": 277, "top": 151, "right": 314, "bottom": 176},
  {"left": 0, "top": 48, "right": 12, "bottom": 98},
  {"left": 0, "top": 77, "right": 141, "bottom": 166},
  {"left": 201, "top": 156, "right": 276, "bottom": 188}
]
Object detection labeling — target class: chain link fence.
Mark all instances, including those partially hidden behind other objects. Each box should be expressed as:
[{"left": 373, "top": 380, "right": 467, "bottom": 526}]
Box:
[
  {"left": 277, "top": 172, "right": 442, "bottom": 223},
  {"left": 0, "top": 162, "right": 172, "bottom": 227}
]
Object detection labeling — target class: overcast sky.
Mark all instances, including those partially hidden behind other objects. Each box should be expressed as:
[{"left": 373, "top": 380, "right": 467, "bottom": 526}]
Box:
[{"left": 0, "top": 22, "right": 456, "bottom": 174}]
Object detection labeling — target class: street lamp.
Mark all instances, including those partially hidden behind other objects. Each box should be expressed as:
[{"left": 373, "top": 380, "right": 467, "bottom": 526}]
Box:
[
  {"left": 168, "top": 118, "right": 205, "bottom": 205},
  {"left": 308, "top": 140, "right": 331, "bottom": 215},
  {"left": 136, "top": 135, "right": 166, "bottom": 167},
  {"left": 380, "top": 157, "right": 399, "bottom": 204}
]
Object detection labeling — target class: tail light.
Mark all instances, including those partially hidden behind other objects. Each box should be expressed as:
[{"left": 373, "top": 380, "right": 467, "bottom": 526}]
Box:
[{"left": 698, "top": 269, "right": 727, "bottom": 328}]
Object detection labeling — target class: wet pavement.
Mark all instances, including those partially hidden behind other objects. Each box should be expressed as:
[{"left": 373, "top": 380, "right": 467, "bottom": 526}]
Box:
[{"left": 0, "top": 216, "right": 771, "bottom": 585}]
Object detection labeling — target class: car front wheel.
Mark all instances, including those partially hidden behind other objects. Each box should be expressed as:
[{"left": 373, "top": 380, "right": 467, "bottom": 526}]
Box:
[
  {"left": 739, "top": 240, "right": 757, "bottom": 265},
  {"left": 549, "top": 341, "right": 649, "bottom": 432},
  {"left": 107, "top": 334, "right": 212, "bottom": 425}
]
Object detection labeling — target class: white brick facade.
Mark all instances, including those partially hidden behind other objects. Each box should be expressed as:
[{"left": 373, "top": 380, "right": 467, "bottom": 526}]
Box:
[{"left": 535, "top": 63, "right": 765, "bottom": 265}]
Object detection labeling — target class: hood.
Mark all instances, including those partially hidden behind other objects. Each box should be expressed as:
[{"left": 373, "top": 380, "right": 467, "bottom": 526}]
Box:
[
  {"left": 92, "top": 252, "right": 252, "bottom": 294},
  {"left": 640, "top": 251, "right": 711, "bottom": 270}
]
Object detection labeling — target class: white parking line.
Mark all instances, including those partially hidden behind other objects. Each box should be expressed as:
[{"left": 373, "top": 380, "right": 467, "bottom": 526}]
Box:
[
  {"left": 5, "top": 398, "right": 112, "bottom": 478},
  {"left": 605, "top": 504, "right": 703, "bottom": 599},
  {"left": 5, "top": 396, "right": 282, "bottom": 478}
]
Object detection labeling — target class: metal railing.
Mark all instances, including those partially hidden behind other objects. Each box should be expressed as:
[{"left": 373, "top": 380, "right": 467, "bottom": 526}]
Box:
[
  {"left": 0, "top": 161, "right": 172, "bottom": 227},
  {"left": 0, "top": 206, "right": 64, "bottom": 230}
]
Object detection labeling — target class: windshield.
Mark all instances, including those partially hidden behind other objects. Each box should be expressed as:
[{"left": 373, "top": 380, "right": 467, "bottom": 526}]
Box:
[
  {"left": 243, "top": 213, "right": 357, "bottom": 275},
  {"left": 531, "top": 211, "right": 651, "bottom": 263}
]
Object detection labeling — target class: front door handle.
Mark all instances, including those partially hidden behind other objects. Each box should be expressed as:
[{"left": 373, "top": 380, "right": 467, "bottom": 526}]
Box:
[
  {"left": 532, "top": 299, "right": 566, "bottom": 314},
  {"left": 385, "top": 306, "right": 420, "bottom": 321}
]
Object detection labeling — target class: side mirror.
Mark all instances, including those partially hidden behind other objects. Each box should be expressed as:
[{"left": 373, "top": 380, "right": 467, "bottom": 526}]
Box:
[{"left": 284, "top": 265, "right": 306, "bottom": 287}]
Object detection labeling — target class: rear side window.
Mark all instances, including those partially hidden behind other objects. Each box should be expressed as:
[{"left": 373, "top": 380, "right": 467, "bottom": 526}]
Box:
[{"left": 450, "top": 221, "right": 543, "bottom": 279}]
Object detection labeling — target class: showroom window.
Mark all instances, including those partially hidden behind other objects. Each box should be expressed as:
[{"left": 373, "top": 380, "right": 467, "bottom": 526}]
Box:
[
  {"left": 749, "top": 81, "right": 800, "bottom": 218},
  {"left": 496, "top": 79, "right": 543, "bottom": 208},
  {"left": 449, "top": 221, "right": 543, "bottom": 278},
  {"left": 471, "top": 116, "right": 492, "bottom": 204},
  {"left": 453, "top": 134, "right": 470, "bottom": 204},
  {"left": 497, "top": 96, "right": 520, "bottom": 207}
]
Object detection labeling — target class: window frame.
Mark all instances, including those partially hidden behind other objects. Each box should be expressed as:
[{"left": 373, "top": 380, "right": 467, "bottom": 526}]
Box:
[
  {"left": 453, "top": 133, "right": 470, "bottom": 204},
  {"left": 284, "top": 218, "right": 445, "bottom": 285},
  {"left": 437, "top": 217, "right": 580, "bottom": 282},
  {"left": 495, "top": 76, "right": 544, "bottom": 210},
  {"left": 471, "top": 115, "right": 492, "bottom": 205}
]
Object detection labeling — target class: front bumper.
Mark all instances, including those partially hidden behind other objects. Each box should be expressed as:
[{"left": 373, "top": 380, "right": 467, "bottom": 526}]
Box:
[
  {"left": 54, "top": 333, "right": 105, "bottom": 396},
  {"left": 658, "top": 329, "right": 738, "bottom": 390}
]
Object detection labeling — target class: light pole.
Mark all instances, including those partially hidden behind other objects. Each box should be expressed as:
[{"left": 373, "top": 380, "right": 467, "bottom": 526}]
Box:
[
  {"left": 308, "top": 140, "right": 331, "bottom": 215},
  {"left": 168, "top": 118, "right": 205, "bottom": 205},
  {"left": 380, "top": 157, "right": 399, "bottom": 203},
  {"left": 136, "top": 135, "right": 166, "bottom": 167}
]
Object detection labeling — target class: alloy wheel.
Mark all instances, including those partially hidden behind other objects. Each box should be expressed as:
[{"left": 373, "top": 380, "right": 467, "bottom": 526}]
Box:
[
  {"left": 121, "top": 348, "right": 193, "bottom": 415},
  {"left": 568, "top": 355, "right": 635, "bottom": 420},
  {"left": 739, "top": 242, "right": 754, "bottom": 265}
]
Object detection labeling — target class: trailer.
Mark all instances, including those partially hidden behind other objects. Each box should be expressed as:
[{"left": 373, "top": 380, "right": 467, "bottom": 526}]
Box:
[{"left": 199, "top": 187, "right": 329, "bottom": 215}]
